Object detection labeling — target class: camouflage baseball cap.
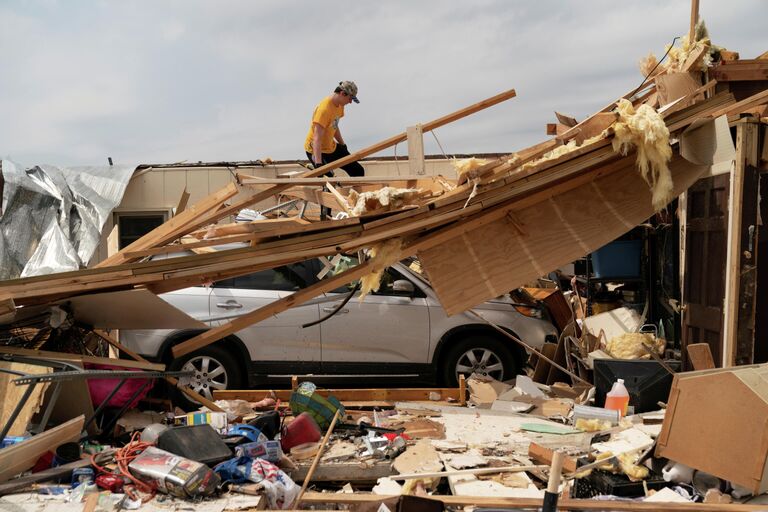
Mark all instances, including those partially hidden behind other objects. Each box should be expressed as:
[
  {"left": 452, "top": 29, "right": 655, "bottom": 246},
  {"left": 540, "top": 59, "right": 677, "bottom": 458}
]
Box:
[{"left": 338, "top": 80, "right": 359, "bottom": 103}]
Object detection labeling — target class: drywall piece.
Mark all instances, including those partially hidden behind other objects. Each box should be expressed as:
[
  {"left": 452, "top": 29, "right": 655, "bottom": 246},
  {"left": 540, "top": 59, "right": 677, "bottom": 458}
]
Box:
[
  {"left": 60, "top": 289, "right": 205, "bottom": 329},
  {"left": 644, "top": 487, "right": 692, "bottom": 503},
  {"left": 656, "top": 364, "right": 768, "bottom": 494},
  {"left": 0, "top": 415, "right": 84, "bottom": 483},
  {"left": 514, "top": 375, "right": 546, "bottom": 399},
  {"left": 419, "top": 153, "right": 708, "bottom": 316},
  {"left": 393, "top": 439, "right": 443, "bottom": 476},
  {"left": 583, "top": 307, "right": 643, "bottom": 342}
]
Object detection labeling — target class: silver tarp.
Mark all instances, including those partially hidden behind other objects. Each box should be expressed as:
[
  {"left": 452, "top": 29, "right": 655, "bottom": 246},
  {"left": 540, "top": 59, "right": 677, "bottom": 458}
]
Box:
[{"left": 0, "top": 160, "right": 134, "bottom": 280}]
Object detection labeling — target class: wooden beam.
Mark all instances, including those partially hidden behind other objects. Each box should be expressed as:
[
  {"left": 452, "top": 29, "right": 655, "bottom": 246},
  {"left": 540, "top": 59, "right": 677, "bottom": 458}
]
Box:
[
  {"left": 239, "top": 175, "right": 433, "bottom": 185},
  {"left": 722, "top": 121, "right": 759, "bottom": 367},
  {"left": 407, "top": 124, "right": 426, "bottom": 175},
  {"left": 709, "top": 89, "right": 768, "bottom": 118},
  {"left": 172, "top": 257, "right": 381, "bottom": 358},
  {"left": 689, "top": 0, "right": 699, "bottom": 47},
  {"left": 175, "top": 188, "right": 191, "bottom": 215},
  {"left": 299, "top": 491, "right": 768, "bottom": 510}
]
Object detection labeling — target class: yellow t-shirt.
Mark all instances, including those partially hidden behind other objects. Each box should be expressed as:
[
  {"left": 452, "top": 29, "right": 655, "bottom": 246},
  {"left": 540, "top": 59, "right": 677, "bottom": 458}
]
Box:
[{"left": 304, "top": 97, "right": 344, "bottom": 154}]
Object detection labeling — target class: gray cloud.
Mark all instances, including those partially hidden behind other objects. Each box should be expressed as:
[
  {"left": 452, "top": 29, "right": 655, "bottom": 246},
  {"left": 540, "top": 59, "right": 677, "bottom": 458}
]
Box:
[{"left": 1, "top": 0, "right": 765, "bottom": 166}]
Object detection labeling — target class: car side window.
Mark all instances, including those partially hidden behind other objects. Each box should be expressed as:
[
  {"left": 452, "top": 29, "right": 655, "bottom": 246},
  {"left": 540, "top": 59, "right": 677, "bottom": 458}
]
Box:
[{"left": 215, "top": 266, "right": 303, "bottom": 291}]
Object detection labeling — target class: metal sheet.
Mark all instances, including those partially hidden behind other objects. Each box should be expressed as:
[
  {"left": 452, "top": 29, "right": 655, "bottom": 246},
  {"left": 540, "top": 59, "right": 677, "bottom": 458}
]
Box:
[{"left": 0, "top": 160, "right": 134, "bottom": 280}]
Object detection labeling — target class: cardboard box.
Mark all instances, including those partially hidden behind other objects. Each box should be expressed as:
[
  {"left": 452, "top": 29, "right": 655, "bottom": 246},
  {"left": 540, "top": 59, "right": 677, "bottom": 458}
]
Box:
[{"left": 655, "top": 364, "right": 768, "bottom": 494}]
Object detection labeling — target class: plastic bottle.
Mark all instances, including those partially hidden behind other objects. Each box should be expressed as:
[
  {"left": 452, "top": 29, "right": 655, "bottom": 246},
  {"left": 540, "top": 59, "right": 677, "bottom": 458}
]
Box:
[{"left": 604, "top": 378, "right": 630, "bottom": 416}]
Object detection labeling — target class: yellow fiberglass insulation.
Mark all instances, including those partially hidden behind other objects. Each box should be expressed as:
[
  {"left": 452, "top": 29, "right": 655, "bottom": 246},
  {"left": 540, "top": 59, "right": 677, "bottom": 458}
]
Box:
[
  {"left": 359, "top": 238, "right": 403, "bottom": 300},
  {"left": 605, "top": 332, "right": 665, "bottom": 359},
  {"left": 453, "top": 157, "right": 488, "bottom": 183},
  {"left": 612, "top": 98, "right": 673, "bottom": 210},
  {"left": 347, "top": 187, "right": 422, "bottom": 217}
]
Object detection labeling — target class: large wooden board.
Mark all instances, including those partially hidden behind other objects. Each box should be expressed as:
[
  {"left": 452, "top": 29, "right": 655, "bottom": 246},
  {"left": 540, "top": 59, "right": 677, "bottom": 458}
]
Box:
[{"left": 419, "top": 154, "right": 708, "bottom": 315}]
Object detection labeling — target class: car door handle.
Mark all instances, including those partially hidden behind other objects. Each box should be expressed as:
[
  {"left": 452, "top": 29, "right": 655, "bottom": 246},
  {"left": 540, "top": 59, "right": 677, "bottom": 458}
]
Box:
[
  {"left": 216, "top": 300, "right": 243, "bottom": 309},
  {"left": 323, "top": 306, "right": 349, "bottom": 314}
]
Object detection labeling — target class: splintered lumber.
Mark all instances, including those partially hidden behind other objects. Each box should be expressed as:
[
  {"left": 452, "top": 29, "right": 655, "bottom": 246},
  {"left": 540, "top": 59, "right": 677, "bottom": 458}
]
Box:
[
  {"left": 239, "top": 175, "right": 434, "bottom": 185},
  {"left": 298, "top": 492, "right": 768, "bottom": 510},
  {"left": 92, "top": 89, "right": 518, "bottom": 270},
  {"left": 0, "top": 415, "right": 84, "bottom": 483}
]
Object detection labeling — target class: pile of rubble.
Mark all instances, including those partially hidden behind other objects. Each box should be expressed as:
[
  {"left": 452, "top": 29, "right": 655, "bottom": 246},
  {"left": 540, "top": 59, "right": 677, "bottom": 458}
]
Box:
[{"left": 1, "top": 26, "right": 768, "bottom": 512}]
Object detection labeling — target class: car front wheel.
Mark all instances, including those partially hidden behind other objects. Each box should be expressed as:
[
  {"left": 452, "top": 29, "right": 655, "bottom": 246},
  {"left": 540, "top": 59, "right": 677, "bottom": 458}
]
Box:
[
  {"left": 440, "top": 334, "right": 518, "bottom": 387},
  {"left": 169, "top": 345, "right": 243, "bottom": 411}
]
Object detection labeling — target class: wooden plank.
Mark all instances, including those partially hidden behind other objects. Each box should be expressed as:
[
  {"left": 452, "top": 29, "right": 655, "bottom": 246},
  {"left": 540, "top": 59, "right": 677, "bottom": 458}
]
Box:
[
  {"left": 557, "top": 112, "right": 617, "bottom": 144},
  {"left": 289, "top": 459, "right": 392, "bottom": 482},
  {"left": 555, "top": 112, "right": 578, "bottom": 127},
  {"left": 709, "top": 89, "right": 768, "bottom": 118},
  {"left": 722, "top": 122, "right": 760, "bottom": 367},
  {"left": 175, "top": 188, "right": 191, "bottom": 215},
  {"left": 172, "top": 257, "right": 380, "bottom": 358},
  {"left": 0, "top": 415, "right": 83, "bottom": 483},
  {"left": 240, "top": 175, "right": 432, "bottom": 185},
  {"left": 686, "top": 343, "right": 716, "bottom": 370},
  {"left": 710, "top": 67, "right": 768, "bottom": 82},
  {"left": 325, "top": 183, "right": 351, "bottom": 214},
  {"left": 0, "top": 362, "right": 50, "bottom": 436},
  {"left": 688, "top": 0, "right": 699, "bottom": 49},
  {"left": 532, "top": 342, "right": 558, "bottom": 384},
  {"left": 299, "top": 491, "right": 768, "bottom": 510},
  {"left": 406, "top": 124, "right": 426, "bottom": 175},
  {"left": 214, "top": 387, "right": 461, "bottom": 402}
]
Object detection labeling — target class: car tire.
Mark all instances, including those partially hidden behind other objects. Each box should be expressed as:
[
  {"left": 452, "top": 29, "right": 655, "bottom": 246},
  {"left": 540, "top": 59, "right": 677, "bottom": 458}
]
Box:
[
  {"left": 169, "top": 344, "right": 244, "bottom": 411},
  {"left": 440, "top": 334, "right": 518, "bottom": 387}
]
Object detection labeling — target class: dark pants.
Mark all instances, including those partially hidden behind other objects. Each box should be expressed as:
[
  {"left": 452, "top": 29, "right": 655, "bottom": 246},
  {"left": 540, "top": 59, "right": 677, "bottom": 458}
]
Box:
[{"left": 306, "top": 143, "right": 365, "bottom": 177}]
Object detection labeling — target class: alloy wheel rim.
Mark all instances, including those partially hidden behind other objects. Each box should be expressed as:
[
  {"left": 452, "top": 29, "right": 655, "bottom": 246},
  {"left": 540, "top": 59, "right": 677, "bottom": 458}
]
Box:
[
  {"left": 182, "top": 355, "right": 228, "bottom": 400},
  {"left": 455, "top": 348, "right": 504, "bottom": 381}
]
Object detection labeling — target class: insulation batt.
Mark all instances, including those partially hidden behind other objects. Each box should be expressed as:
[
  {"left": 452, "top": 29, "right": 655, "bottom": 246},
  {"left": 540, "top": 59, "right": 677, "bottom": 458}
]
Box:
[
  {"left": 359, "top": 238, "right": 403, "bottom": 300},
  {"left": 347, "top": 187, "right": 421, "bottom": 217},
  {"left": 605, "top": 332, "right": 665, "bottom": 360},
  {"left": 453, "top": 157, "right": 488, "bottom": 184},
  {"left": 612, "top": 98, "right": 673, "bottom": 211}
]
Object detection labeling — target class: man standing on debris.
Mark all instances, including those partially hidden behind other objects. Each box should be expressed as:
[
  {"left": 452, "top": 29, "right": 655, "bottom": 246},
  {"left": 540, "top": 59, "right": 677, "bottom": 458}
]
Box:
[{"left": 304, "top": 80, "right": 365, "bottom": 177}]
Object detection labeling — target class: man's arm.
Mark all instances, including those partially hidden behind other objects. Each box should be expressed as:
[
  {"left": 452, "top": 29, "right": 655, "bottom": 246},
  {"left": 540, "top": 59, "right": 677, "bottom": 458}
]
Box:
[
  {"left": 312, "top": 123, "right": 325, "bottom": 165},
  {"left": 334, "top": 127, "right": 346, "bottom": 146}
]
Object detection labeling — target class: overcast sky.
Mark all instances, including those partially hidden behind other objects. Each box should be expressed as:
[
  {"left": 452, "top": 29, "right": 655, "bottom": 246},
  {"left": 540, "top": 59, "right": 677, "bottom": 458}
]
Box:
[{"left": 1, "top": 1, "right": 764, "bottom": 167}]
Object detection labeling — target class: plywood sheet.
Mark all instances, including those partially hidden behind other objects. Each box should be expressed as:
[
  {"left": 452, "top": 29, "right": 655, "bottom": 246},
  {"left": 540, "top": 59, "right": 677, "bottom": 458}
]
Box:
[
  {"left": 0, "top": 363, "right": 50, "bottom": 436},
  {"left": 419, "top": 154, "right": 708, "bottom": 315}
]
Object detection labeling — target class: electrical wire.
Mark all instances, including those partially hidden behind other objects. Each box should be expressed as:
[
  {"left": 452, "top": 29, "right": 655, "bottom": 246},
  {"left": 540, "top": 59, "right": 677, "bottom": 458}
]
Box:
[
  {"left": 629, "top": 36, "right": 680, "bottom": 99},
  {"left": 90, "top": 431, "right": 157, "bottom": 501},
  {"left": 301, "top": 282, "right": 361, "bottom": 328}
]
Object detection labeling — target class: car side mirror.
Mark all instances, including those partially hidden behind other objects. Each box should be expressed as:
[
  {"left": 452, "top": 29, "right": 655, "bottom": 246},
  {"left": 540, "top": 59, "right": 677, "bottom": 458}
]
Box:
[{"left": 392, "top": 279, "right": 416, "bottom": 297}]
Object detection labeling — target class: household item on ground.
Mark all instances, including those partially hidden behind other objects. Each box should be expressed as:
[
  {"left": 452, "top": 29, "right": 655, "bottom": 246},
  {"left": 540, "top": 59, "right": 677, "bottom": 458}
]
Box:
[
  {"left": 593, "top": 359, "right": 680, "bottom": 414},
  {"left": 656, "top": 363, "right": 768, "bottom": 494},
  {"left": 53, "top": 442, "right": 82, "bottom": 467},
  {"left": 140, "top": 423, "right": 169, "bottom": 443},
  {"left": 591, "top": 239, "right": 643, "bottom": 278},
  {"left": 289, "top": 382, "right": 344, "bottom": 430},
  {"left": 214, "top": 457, "right": 298, "bottom": 509},
  {"left": 573, "top": 469, "right": 669, "bottom": 498},
  {"left": 248, "top": 410, "right": 281, "bottom": 439},
  {"left": 156, "top": 425, "right": 232, "bottom": 466},
  {"left": 281, "top": 412, "right": 321, "bottom": 452},
  {"left": 227, "top": 424, "right": 267, "bottom": 444},
  {"left": 235, "top": 440, "right": 283, "bottom": 463},
  {"left": 604, "top": 379, "right": 630, "bottom": 417},
  {"left": 86, "top": 363, "right": 155, "bottom": 409},
  {"left": 572, "top": 404, "right": 620, "bottom": 427},
  {"left": 173, "top": 411, "right": 228, "bottom": 434},
  {"left": 128, "top": 446, "right": 219, "bottom": 498}
]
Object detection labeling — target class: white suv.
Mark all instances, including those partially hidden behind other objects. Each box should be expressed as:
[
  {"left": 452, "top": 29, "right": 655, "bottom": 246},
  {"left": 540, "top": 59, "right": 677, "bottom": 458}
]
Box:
[{"left": 120, "top": 257, "right": 558, "bottom": 407}]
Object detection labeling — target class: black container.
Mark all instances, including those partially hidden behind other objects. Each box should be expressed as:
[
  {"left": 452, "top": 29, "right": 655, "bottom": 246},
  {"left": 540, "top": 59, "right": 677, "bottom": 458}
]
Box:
[
  {"left": 593, "top": 359, "right": 681, "bottom": 414},
  {"left": 573, "top": 469, "right": 669, "bottom": 498},
  {"left": 157, "top": 425, "right": 232, "bottom": 466},
  {"left": 247, "top": 410, "right": 281, "bottom": 440}
]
